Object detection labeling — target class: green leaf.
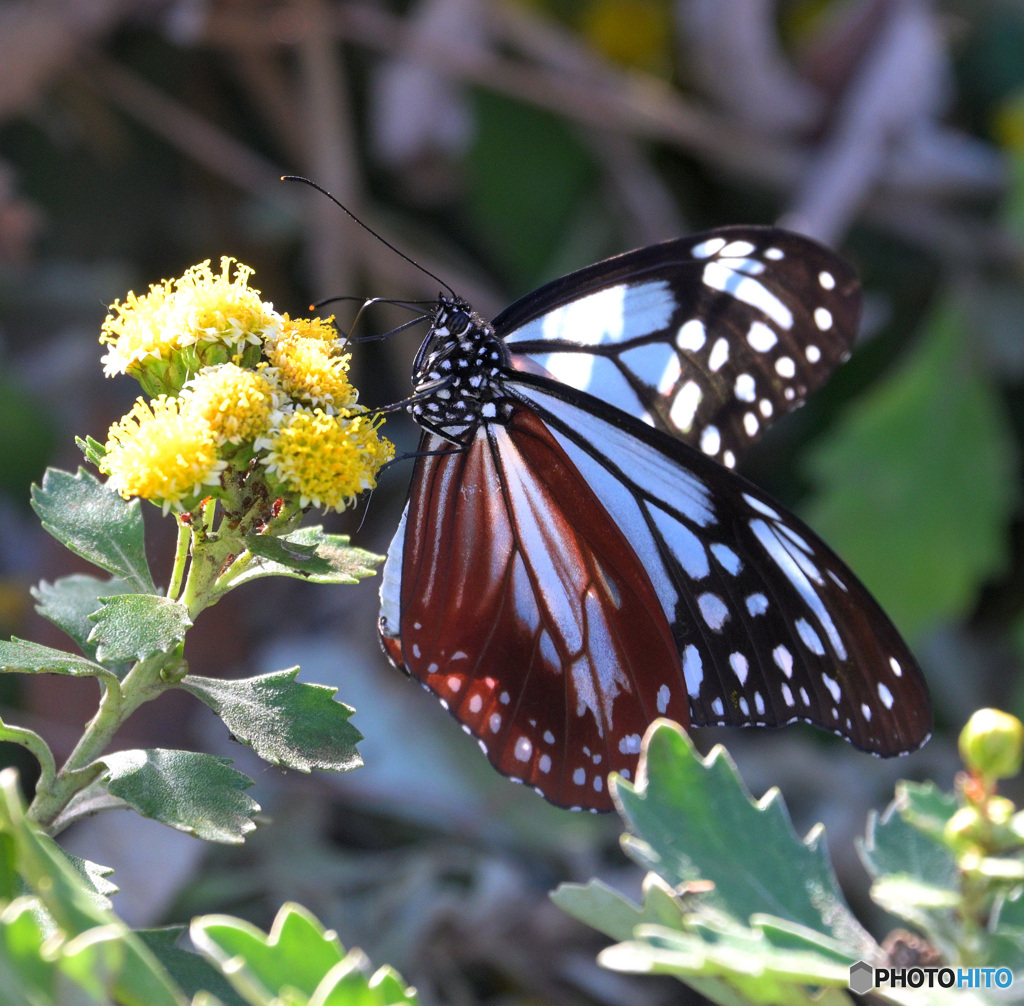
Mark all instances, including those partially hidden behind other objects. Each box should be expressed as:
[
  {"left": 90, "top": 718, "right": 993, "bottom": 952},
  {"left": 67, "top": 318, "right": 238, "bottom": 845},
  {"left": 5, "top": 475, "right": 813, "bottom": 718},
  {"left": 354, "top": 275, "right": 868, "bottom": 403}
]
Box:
[
  {"left": 804, "top": 300, "right": 1019, "bottom": 639},
  {"left": 41, "top": 834, "right": 117, "bottom": 904},
  {"left": 99, "top": 749, "right": 258, "bottom": 844},
  {"left": 191, "top": 903, "right": 417, "bottom": 1006},
  {"left": 552, "top": 874, "right": 686, "bottom": 943},
  {"left": 136, "top": 928, "right": 248, "bottom": 1006},
  {"left": 87, "top": 595, "right": 192, "bottom": 663},
  {"left": 31, "top": 468, "right": 155, "bottom": 594},
  {"left": 76, "top": 434, "right": 108, "bottom": 468},
  {"left": 0, "top": 637, "right": 114, "bottom": 682},
  {"left": 191, "top": 903, "right": 345, "bottom": 1001},
  {"left": 0, "top": 768, "right": 188, "bottom": 1006},
  {"left": 33, "top": 574, "right": 133, "bottom": 663},
  {"left": 860, "top": 798, "right": 960, "bottom": 958},
  {"left": 612, "top": 721, "right": 876, "bottom": 957},
  {"left": 181, "top": 668, "right": 362, "bottom": 774},
  {"left": 0, "top": 897, "right": 56, "bottom": 1002},
  {"left": 896, "top": 780, "right": 960, "bottom": 842},
  {"left": 598, "top": 917, "right": 852, "bottom": 1005},
  {"left": 234, "top": 528, "right": 382, "bottom": 586}
]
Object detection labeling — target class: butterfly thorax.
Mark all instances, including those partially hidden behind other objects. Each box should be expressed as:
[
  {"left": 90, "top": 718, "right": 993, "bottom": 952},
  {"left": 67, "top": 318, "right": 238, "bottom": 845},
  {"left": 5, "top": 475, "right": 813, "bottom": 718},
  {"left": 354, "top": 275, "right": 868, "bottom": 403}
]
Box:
[{"left": 409, "top": 295, "right": 513, "bottom": 442}]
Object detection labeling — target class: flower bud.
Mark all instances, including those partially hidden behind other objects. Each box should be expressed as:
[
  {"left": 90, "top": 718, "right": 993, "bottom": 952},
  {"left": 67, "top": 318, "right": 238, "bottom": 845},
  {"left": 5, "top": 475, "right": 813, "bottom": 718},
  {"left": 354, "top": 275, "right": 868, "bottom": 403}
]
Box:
[{"left": 959, "top": 709, "right": 1024, "bottom": 781}]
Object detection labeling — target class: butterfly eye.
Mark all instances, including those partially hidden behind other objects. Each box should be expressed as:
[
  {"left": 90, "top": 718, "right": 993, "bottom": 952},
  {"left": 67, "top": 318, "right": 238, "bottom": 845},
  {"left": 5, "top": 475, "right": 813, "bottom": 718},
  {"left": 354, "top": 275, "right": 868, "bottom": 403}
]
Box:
[{"left": 448, "top": 310, "right": 470, "bottom": 333}]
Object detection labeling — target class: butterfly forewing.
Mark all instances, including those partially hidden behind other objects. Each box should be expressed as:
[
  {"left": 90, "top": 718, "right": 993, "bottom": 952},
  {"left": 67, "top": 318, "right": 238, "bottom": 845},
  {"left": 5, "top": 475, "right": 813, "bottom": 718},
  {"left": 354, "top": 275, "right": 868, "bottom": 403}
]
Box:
[
  {"left": 497, "top": 227, "right": 860, "bottom": 469},
  {"left": 509, "top": 375, "right": 930, "bottom": 755},
  {"left": 378, "top": 412, "right": 689, "bottom": 811}
]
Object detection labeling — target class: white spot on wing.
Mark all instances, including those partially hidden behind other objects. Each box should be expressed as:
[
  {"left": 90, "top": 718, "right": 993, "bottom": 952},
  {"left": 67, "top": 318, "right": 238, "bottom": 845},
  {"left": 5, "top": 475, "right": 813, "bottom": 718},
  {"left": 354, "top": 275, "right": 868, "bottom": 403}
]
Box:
[
  {"left": 657, "top": 684, "right": 670, "bottom": 713},
  {"left": 677, "top": 319, "right": 707, "bottom": 352},
  {"left": 822, "top": 673, "right": 841, "bottom": 703},
  {"left": 730, "top": 652, "right": 749, "bottom": 685},
  {"left": 711, "top": 697, "right": 725, "bottom": 716},
  {"left": 702, "top": 261, "right": 794, "bottom": 329},
  {"left": 734, "top": 373, "right": 756, "bottom": 401},
  {"left": 698, "top": 593, "right": 729, "bottom": 631},
  {"left": 708, "top": 337, "right": 729, "bottom": 372},
  {"left": 743, "top": 412, "right": 759, "bottom": 436},
  {"left": 489, "top": 712, "right": 502, "bottom": 733},
  {"left": 806, "top": 344, "right": 821, "bottom": 363},
  {"left": 746, "top": 321, "right": 777, "bottom": 352},
  {"left": 700, "top": 425, "right": 721, "bottom": 456},
  {"left": 878, "top": 683, "right": 894, "bottom": 709},
  {"left": 469, "top": 695, "right": 483, "bottom": 714},
  {"left": 514, "top": 736, "right": 532, "bottom": 761},
  {"left": 683, "top": 645, "right": 703, "bottom": 697},
  {"left": 711, "top": 543, "right": 741, "bottom": 574},
  {"left": 691, "top": 237, "right": 726, "bottom": 258},
  {"left": 814, "top": 307, "right": 833, "bottom": 331},
  {"left": 890, "top": 657, "right": 902, "bottom": 677},
  {"left": 746, "top": 593, "right": 768, "bottom": 616},
  {"left": 573, "top": 767, "right": 586, "bottom": 785},
  {"left": 797, "top": 618, "right": 825, "bottom": 656},
  {"left": 861, "top": 703, "right": 872, "bottom": 722},
  {"left": 619, "top": 733, "right": 642, "bottom": 754},
  {"left": 720, "top": 240, "right": 755, "bottom": 257},
  {"left": 669, "top": 380, "right": 702, "bottom": 431},
  {"left": 819, "top": 271, "right": 835, "bottom": 290},
  {"left": 773, "top": 645, "right": 793, "bottom": 678},
  {"left": 539, "top": 753, "right": 551, "bottom": 773},
  {"left": 775, "top": 356, "right": 796, "bottom": 378}
]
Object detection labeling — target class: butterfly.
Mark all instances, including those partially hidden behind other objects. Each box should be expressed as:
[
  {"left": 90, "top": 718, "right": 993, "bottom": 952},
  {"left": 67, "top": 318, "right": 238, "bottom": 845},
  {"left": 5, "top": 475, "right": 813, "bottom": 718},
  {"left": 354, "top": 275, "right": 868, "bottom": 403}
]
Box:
[{"left": 376, "top": 226, "right": 932, "bottom": 812}]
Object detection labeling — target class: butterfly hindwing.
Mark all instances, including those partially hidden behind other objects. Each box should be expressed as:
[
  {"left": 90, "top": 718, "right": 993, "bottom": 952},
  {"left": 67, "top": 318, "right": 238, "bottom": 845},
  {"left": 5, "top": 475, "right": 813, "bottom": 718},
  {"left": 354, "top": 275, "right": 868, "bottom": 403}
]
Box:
[
  {"left": 378, "top": 413, "right": 688, "bottom": 811},
  {"left": 497, "top": 227, "right": 860, "bottom": 469}
]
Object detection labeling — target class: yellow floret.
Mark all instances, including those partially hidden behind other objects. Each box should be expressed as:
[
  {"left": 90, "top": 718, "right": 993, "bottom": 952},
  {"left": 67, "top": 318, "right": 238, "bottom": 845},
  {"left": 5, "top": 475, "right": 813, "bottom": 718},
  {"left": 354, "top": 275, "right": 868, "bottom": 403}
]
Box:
[
  {"left": 258, "top": 408, "right": 395, "bottom": 513},
  {"left": 184, "top": 364, "right": 276, "bottom": 445},
  {"left": 100, "top": 397, "right": 226, "bottom": 513}
]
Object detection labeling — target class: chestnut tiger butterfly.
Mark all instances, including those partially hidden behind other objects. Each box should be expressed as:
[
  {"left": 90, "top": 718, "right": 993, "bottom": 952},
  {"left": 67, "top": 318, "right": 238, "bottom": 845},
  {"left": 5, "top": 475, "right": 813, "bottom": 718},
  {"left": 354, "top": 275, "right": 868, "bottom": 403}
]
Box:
[{"left": 375, "top": 226, "right": 931, "bottom": 812}]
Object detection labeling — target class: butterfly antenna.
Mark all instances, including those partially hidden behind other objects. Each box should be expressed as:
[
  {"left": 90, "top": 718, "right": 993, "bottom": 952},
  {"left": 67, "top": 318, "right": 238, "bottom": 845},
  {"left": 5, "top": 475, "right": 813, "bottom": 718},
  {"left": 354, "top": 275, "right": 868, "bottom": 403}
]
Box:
[{"left": 282, "top": 175, "right": 456, "bottom": 298}]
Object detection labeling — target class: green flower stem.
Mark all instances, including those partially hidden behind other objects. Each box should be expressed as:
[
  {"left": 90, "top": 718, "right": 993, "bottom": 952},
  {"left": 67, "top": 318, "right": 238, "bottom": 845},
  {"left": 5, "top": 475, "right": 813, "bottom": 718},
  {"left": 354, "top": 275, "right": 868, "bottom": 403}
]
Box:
[
  {"left": 166, "top": 516, "right": 191, "bottom": 602},
  {"left": 27, "top": 655, "right": 172, "bottom": 832}
]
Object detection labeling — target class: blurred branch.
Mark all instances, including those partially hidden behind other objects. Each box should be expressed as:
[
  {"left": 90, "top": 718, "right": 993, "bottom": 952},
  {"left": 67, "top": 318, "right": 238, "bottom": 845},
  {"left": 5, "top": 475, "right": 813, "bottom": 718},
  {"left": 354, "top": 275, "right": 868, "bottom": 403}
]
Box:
[
  {"left": 0, "top": 0, "right": 122, "bottom": 118},
  {"left": 77, "top": 52, "right": 289, "bottom": 204}
]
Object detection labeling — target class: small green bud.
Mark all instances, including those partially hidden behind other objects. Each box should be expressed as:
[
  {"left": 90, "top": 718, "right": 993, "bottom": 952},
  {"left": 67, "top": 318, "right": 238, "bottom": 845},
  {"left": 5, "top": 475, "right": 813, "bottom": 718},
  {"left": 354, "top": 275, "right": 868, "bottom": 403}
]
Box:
[
  {"left": 987, "top": 796, "right": 1016, "bottom": 825},
  {"left": 959, "top": 709, "right": 1024, "bottom": 780},
  {"left": 944, "top": 806, "right": 984, "bottom": 851}
]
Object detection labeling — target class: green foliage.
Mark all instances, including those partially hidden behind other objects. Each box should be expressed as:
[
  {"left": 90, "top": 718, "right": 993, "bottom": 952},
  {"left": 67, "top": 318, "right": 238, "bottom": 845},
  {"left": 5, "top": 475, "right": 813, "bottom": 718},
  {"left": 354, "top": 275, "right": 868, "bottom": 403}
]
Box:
[
  {"left": 32, "top": 574, "right": 133, "bottom": 664},
  {"left": 0, "top": 769, "right": 417, "bottom": 1006},
  {"left": 0, "top": 464, "right": 378, "bottom": 849},
  {"left": 182, "top": 669, "right": 363, "bottom": 774},
  {"left": 88, "top": 595, "right": 193, "bottom": 664},
  {"left": 555, "top": 718, "right": 1024, "bottom": 1005},
  {"left": 31, "top": 468, "right": 155, "bottom": 594},
  {"left": 804, "top": 300, "right": 1018, "bottom": 639},
  {"left": 236, "top": 528, "right": 382, "bottom": 586}
]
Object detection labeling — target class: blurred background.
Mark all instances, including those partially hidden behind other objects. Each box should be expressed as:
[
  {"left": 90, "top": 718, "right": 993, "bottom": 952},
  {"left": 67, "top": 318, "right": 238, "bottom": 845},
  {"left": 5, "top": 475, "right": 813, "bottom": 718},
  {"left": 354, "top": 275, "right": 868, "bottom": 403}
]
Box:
[{"left": 1, "top": 0, "right": 1023, "bottom": 1002}]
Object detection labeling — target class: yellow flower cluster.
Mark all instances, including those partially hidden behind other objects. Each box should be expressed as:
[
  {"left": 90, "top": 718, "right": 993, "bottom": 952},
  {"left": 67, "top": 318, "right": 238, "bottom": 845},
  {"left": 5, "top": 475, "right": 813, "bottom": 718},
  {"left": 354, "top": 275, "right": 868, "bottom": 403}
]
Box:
[{"left": 98, "top": 259, "right": 394, "bottom": 514}]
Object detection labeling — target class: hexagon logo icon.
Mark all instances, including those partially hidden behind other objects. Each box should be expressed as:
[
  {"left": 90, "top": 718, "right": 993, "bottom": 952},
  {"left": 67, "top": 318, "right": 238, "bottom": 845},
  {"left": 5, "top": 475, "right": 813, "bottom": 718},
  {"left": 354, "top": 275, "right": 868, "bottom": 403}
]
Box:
[{"left": 849, "top": 960, "right": 874, "bottom": 995}]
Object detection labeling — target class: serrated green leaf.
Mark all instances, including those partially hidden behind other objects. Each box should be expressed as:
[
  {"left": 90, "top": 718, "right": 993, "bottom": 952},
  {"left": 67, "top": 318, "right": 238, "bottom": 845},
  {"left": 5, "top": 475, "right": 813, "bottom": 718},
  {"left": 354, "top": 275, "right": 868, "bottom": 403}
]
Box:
[
  {"left": 87, "top": 595, "right": 191, "bottom": 663},
  {"left": 191, "top": 903, "right": 346, "bottom": 1001},
  {"left": 99, "top": 750, "right": 258, "bottom": 844},
  {"left": 33, "top": 574, "right": 133, "bottom": 663},
  {"left": 0, "top": 769, "right": 188, "bottom": 1006},
  {"left": 31, "top": 468, "right": 155, "bottom": 594},
  {"left": 136, "top": 928, "right": 248, "bottom": 1006},
  {"left": 612, "top": 720, "right": 876, "bottom": 958},
  {"left": 551, "top": 875, "right": 685, "bottom": 943},
  {"left": 599, "top": 917, "right": 852, "bottom": 1005},
  {"left": 231, "top": 527, "right": 382, "bottom": 586},
  {"left": 0, "top": 637, "right": 114, "bottom": 682},
  {"left": 41, "top": 834, "right": 117, "bottom": 904},
  {"left": 860, "top": 797, "right": 958, "bottom": 890},
  {"left": 180, "top": 668, "right": 362, "bottom": 773},
  {"left": 804, "top": 300, "right": 1018, "bottom": 639},
  {"left": 896, "top": 780, "right": 960, "bottom": 842}
]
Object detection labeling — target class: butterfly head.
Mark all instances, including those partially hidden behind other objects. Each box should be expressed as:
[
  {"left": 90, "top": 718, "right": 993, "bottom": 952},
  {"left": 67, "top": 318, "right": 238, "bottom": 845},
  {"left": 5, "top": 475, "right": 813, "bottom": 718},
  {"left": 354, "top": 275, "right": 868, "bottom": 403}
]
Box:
[{"left": 408, "top": 295, "right": 512, "bottom": 440}]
